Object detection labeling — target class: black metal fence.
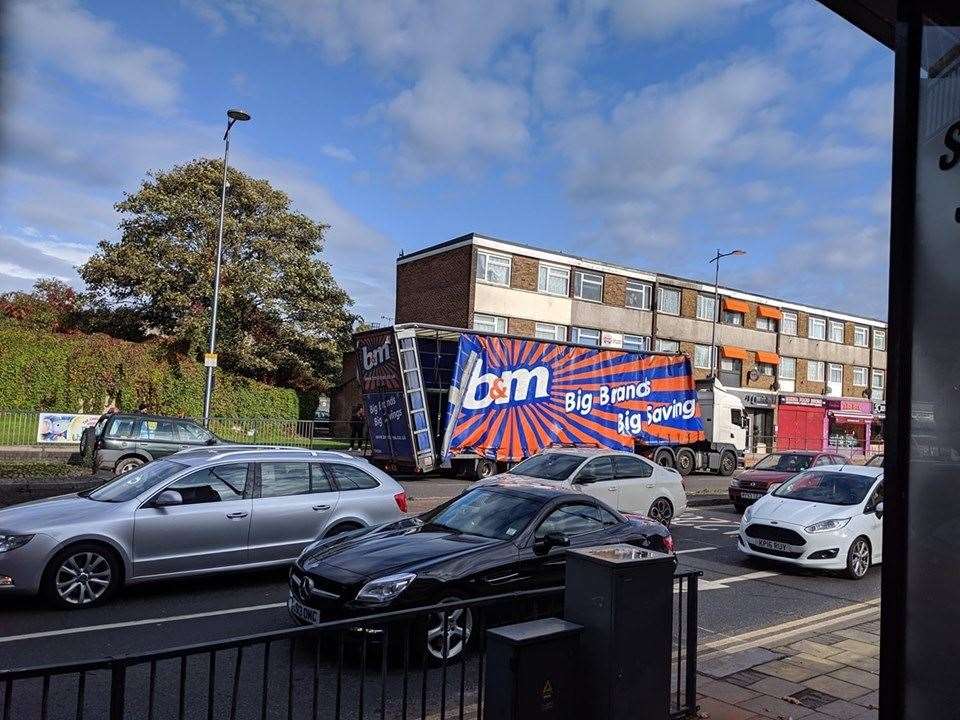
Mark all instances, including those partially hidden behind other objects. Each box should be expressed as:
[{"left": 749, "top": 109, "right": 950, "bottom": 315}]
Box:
[{"left": 0, "top": 574, "right": 701, "bottom": 720}]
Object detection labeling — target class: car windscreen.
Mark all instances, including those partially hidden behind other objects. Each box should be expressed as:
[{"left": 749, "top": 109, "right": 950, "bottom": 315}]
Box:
[
  {"left": 422, "top": 488, "right": 542, "bottom": 540},
  {"left": 772, "top": 471, "right": 876, "bottom": 506},
  {"left": 84, "top": 460, "right": 188, "bottom": 503},
  {"left": 509, "top": 453, "right": 585, "bottom": 481},
  {"left": 752, "top": 453, "right": 814, "bottom": 472}
]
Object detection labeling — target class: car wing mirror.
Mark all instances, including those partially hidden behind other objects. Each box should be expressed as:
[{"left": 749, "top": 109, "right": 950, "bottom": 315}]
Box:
[
  {"left": 154, "top": 490, "right": 183, "bottom": 507},
  {"left": 874, "top": 501, "right": 884, "bottom": 518},
  {"left": 533, "top": 531, "right": 571, "bottom": 553},
  {"left": 206, "top": 437, "right": 217, "bottom": 446}
]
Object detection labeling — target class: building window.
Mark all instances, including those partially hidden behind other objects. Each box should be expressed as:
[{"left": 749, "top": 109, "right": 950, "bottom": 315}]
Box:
[
  {"left": 779, "top": 357, "right": 796, "bottom": 392},
  {"left": 473, "top": 313, "right": 507, "bottom": 334},
  {"left": 696, "top": 295, "right": 716, "bottom": 321},
  {"left": 721, "top": 309, "right": 744, "bottom": 326},
  {"left": 537, "top": 263, "right": 570, "bottom": 297},
  {"left": 853, "top": 366, "right": 868, "bottom": 387},
  {"left": 829, "top": 363, "right": 843, "bottom": 383},
  {"left": 694, "top": 345, "right": 713, "bottom": 369},
  {"left": 808, "top": 317, "right": 826, "bottom": 340},
  {"left": 656, "top": 338, "right": 679, "bottom": 353},
  {"left": 657, "top": 287, "right": 681, "bottom": 316},
  {"left": 625, "top": 280, "right": 652, "bottom": 310},
  {"left": 573, "top": 271, "right": 603, "bottom": 302},
  {"left": 873, "top": 329, "right": 886, "bottom": 351},
  {"left": 828, "top": 320, "right": 845, "bottom": 343},
  {"left": 757, "top": 362, "right": 775, "bottom": 376},
  {"left": 756, "top": 316, "right": 777, "bottom": 332},
  {"left": 781, "top": 311, "right": 798, "bottom": 336},
  {"left": 623, "top": 334, "right": 650, "bottom": 352},
  {"left": 807, "top": 360, "right": 825, "bottom": 382},
  {"left": 475, "top": 250, "right": 511, "bottom": 286},
  {"left": 854, "top": 326, "right": 869, "bottom": 347},
  {"left": 571, "top": 327, "right": 600, "bottom": 346},
  {"left": 535, "top": 322, "right": 566, "bottom": 341},
  {"left": 872, "top": 369, "right": 885, "bottom": 390}
]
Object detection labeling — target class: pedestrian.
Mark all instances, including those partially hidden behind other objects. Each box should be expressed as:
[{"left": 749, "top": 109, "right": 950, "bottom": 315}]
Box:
[
  {"left": 349, "top": 403, "right": 366, "bottom": 450},
  {"left": 136, "top": 402, "right": 149, "bottom": 414}
]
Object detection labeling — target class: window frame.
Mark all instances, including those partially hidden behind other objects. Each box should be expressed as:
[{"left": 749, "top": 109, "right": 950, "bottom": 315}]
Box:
[
  {"left": 163, "top": 463, "right": 251, "bottom": 505},
  {"left": 828, "top": 363, "right": 843, "bottom": 384},
  {"left": 573, "top": 270, "right": 604, "bottom": 302},
  {"left": 873, "top": 329, "right": 886, "bottom": 351},
  {"left": 625, "top": 280, "right": 653, "bottom": 310},
  {"left": 696, "top": 294, "right": 716, "bottom": 321},
  {"left": 325, "top": 463, "right": 381, "bottom": 491},
  {"left": 622, "top": 334, "right": 649, "bottom": 352},
  {"left": 854, "top": 325, "right": 869, "bottom": 347},
  {"left": 693, "top": 344, "right": 713, "bottom": 370},
  {"left": 756, "top": 316, "right": 778, "bottom": 332},
  {"left": 537, "top": 263, "right": 570, "bottom": 297},
  {"left": 828, "top": 320, "right": 845, "bottom": 344},
  {"left": 571, "top": 327, "right": 600, "bottom": 346},
  {"left": 657, "top": 286, "right": 681, "bottom": 316},
  {"left": 655, "top": 338, "right": 679, "bottom": 353},
  {"left": 853, "top": 366, "right": 868, "bottom": 387},
  {"left": 475, "top": 250, "right": 512, "bottom": 286},
  {"left": 756, "top": 362, "right": 775, "bottom": 376},
  {"left": 872, "top": 369, "right": 885, "bottom": 390},
  {"left": 535, "top": 322, "right": 567, "bottom": 341},
  {"left": 807, "top": 360, "right": 825, "bottom": 382},
  {"left": 721, "top": 309, "right": 744, "bottom": 326},
  {"left": 473, "top": 313, "right": 508, "bottom": 334},
  {"left": 781, "top": 311, "right": 798, "bottom": 336},
  {"left": 808, "top": 317, "right": 826, "bottom": 341},
  {"left": 612, "top": 455, "right": 653, "bottom": 480},
  {"left": 533, "top": 501, "right": 605, "bottom": 540},
  {"left": 778, "top": 357, "right": 796, "bottom": 381},
  {"left": 256, "top": 461, "right": 313, "bottom": 499}
]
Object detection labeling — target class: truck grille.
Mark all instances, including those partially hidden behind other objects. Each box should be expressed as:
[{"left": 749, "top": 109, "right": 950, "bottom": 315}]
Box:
[{"left": 745, "top": 524, "right": 805, "bottom": 546}]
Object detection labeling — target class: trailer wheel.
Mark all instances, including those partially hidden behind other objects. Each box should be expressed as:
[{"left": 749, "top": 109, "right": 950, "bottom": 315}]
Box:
[
  {"left": 719, "top": 451, "right": 737, "bottom": 476},
  {"left": 674, "top": 448, "right": 695, "bottom": 476},
  {"left": 474, "top": 459, "right": 498, "bottom": 481},
  {"left": 653, "top": 448, "right": 675, "bottom": 469}
]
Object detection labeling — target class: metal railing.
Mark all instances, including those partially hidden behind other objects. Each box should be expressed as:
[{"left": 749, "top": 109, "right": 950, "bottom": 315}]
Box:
[{"left": 0, "top": 572, "right": 702, "bottom": 719}]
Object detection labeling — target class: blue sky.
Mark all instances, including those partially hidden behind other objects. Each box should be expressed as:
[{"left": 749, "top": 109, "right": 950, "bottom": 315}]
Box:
[{"left": 0, "top": 0, "right": 893, "bottom": 323}]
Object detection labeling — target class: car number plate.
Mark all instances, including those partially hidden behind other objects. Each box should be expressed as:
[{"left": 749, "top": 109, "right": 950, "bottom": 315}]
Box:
[
  {"left": 741, "top": 491, "right": 763, "bottom": 500},
  {"left": 288, "top": 596, "right": 320, "bottom": 624},
  {"left": 754, "top": 538, "right": 793, "bottom": 552}
]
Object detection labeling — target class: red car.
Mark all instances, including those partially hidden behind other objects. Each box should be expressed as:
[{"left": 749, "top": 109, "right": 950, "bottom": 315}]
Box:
[{"left": 728, "top": 451, "right": 847, "bottom": 512}]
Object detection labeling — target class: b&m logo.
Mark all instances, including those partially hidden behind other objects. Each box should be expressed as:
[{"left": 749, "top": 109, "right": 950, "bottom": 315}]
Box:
[
  {"left": 362, "top": 338, "right": 392, "bottom": 371},
  {"left": 462, "top": 360, "right": 551, "bottom": 410}
]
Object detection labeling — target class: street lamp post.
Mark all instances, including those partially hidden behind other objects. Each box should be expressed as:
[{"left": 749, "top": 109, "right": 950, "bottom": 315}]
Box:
[
  {"left": 708, "top": 248, "right": 746, "bottom": 380},
  {"left": 202, "top": 109, "right": 251, "bottom": 426}
]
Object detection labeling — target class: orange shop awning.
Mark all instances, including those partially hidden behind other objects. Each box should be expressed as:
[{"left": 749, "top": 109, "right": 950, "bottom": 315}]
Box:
[
  {"left": 722, "top": 345, "right": 749, "bottom": 360},
  {"left": 757, "top": 305, "right": 782, "bottom": 320},
  {"left": 723, "top": 298, "right": 749, "bottom": 314},
  {"left": 755, "top": 351, "right": 780, "bottom": 365}
]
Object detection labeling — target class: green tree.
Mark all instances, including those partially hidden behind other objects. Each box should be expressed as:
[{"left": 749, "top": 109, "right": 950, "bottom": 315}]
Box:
[
  {"left": 80, "top": 158, "right": 356, "bottom": 392},
  {"left": 0, "top": 278, "right": 81, "bottom": 331}
]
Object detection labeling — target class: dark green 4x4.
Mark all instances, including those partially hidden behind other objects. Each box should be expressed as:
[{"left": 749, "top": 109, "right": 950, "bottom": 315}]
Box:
[{"left": 86, "top": 414, "right": 221, "bottom": 475}]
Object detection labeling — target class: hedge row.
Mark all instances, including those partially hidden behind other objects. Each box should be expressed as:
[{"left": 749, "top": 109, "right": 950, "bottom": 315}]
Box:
[{"left": 0, "top": 324, "right": 300, "bottom": 418}]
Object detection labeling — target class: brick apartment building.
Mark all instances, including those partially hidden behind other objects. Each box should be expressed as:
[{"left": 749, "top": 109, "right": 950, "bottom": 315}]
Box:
[{"left": 394, "top": 233, "right": 888, "bottom": 455}]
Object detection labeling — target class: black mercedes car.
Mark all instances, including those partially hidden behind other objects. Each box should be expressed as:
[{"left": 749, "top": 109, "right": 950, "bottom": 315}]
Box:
[{"left": 288, "top": 481, "right": 673, "bottom": 660}]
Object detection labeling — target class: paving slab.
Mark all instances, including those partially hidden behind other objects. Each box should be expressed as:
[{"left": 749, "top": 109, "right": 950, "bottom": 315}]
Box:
[
  {"left": 754, "top": 659, "right": 824, "bottom": 683},
  {"left": 748, "top": 675, "right": 806, "bottom": 699},
  {"left": 701, "top": 648, "right": 785, "bottom": 678},
  {"left": 788, "top": 688, "right": 843, "bottom": 711},
  {"left": 831, "top": 639, "right": 880, "bottom": 657},
  {"left": 803, "top": 675, "right": 874, "bottom": 702},
  {"left": 739, "top": 693, "right": 816, "bottom": 718},
  {"left": 817, "top": 698, "right": 873, "bottom": 719},
  {"left": 828, "top": 667, "right": 879, "bottom": 691},
  {"left": 700, "top": 679, "right": 762, "bottom": 704}
]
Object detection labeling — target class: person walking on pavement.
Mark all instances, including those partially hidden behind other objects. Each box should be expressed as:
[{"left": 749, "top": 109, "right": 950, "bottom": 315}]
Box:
[{"left": 349, "top": 403, "right": 366, "bottom": 451}]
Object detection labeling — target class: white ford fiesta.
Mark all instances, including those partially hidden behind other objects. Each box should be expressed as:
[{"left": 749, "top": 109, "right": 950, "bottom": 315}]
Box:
[{"left": 737, "top": 464, "right": 883, "bottom": 579}]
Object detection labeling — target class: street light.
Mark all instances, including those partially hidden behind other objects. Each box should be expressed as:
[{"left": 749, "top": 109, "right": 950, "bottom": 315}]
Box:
[
  {"left": 202, "top": 108, "right": 251, "bottom": 426},
  {"left": 708, "top": 248, "right": 747, "bottom": 380}
]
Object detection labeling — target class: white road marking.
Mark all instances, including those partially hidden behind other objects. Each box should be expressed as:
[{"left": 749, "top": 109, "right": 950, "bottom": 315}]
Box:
[
  {"left": 674, "top": 570, "right": 780, "bottom": 594},
  {"left": 722, "top": 531, "right": 740, "bottom": 536},
  {"left": 675, "top": 547, "right": 717, "bottom": 554},
  {"left": 0, "top": 602, "right": 287, "bottom": 644}
]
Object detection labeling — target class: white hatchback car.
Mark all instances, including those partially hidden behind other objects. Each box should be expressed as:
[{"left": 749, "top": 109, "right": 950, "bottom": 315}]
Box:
[
  {"left": 482, "top": 448, "right": 687, "bottom": 526},
  {"left": 737, "top": 464, "right": 883, "bottom": 579}
]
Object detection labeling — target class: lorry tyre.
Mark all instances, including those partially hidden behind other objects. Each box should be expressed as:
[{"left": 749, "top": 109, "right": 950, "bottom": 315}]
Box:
[
  {"left": 653, "top": 448, "right": 675, "bottom": 469},
  {"left": 474, "top": 459, "right": 497, "bottom": 481},
  {"left": 674, "top": 448, "right": 695, "bottom": 476},
  {"left": 718, "top": 451, "right": 737, "bottom": 476}
]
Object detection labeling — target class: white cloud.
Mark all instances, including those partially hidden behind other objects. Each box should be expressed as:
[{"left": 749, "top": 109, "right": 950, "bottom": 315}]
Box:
[
  {"left": 8, "top": 0, "right": 183, "bottom": 112},
  {"left": 320, "top": 145, "right": 356, "bottom": 163},
  {"left": 824, "top": 81, "right": 894, "bottom": 143},
  {"left": 610, "top": 0, "right": 758, "bottom": 40},
  {"left": 771, "top": 1, "right": 874, "bottom": 83},
  {"left": 386, "top": 69, "right": 530, "bottom": 178}
]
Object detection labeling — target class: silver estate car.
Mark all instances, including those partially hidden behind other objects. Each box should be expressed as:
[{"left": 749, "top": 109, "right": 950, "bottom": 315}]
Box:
[{"left": 0, "top": 447, "right": 408, "bottom": 608}]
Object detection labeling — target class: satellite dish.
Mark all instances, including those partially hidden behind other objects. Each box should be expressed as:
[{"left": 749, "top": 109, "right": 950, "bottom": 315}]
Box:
[{"left": 748, "top": 369, "right": 760, "bottom": 382}]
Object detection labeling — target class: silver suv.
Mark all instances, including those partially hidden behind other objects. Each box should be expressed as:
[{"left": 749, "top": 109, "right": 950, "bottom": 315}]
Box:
[{"left": 0, "top": 447, "right": 408, "bottom": 608}]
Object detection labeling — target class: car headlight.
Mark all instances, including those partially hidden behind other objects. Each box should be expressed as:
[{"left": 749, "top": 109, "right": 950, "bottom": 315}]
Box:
[
  {"left": 729, "top": 478, "right": 741, "bottom": 488},
  {"left": 804, "top": 518, "right": 851, "bottom": 534},
  {"left": 0, "top": 534, "right": 34, "bottom": 553},
  {"left": 356, "top": 573, "right": 416, "bottom": 603}
]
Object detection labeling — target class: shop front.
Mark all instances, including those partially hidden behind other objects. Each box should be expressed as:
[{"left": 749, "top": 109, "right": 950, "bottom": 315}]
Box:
[
  {"left": 825, "top": 399, "right": 874, "bottom": 457},
  {"left": 871, "top": 401, "right": 885, "bottom": 455},
  {"left": 728, "top": 389, "right": 776, "bottom": 452},
  {"left": 775, "top": 395, "right": 826, "bottom": 451}
]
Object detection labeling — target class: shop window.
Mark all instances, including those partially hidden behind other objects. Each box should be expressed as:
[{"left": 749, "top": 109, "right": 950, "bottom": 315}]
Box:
[
  {"left": 696, "top": 295, "right": 716, "bottom": 321},
  {"left": 535, "top": 323, "right": 566, "bottom": 341},
  {"left": 808, "top": 317, "right": 826, "bottom": 340},
  {"left": 657, "top": 287, "right": 681, "bottom": 316},
  {"left": 573, "top": 271, "right": 603, "bottom": 302},
  {"left": 854, "top": 326, "right": 869, "bottom": 347},
  {"left": 475, "top": 250, "right": 511, "bottom": 286},
  {"left": 781, "top": 311, "right": 798, "bottom": 336},
  {"left": 625, "top": 280, "right": 652, "bottom": 310},
  {"left": 537, "top": 263, "right": 570, "bottom": 296},
  {"left": 473, "top": 313, "right": 507, "bottom": 334}
]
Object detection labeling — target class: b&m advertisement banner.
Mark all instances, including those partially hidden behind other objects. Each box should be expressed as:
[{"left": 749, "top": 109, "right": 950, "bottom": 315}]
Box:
[
  {"left": 443, "top": 335, "right": 704, "bottom": 462},
  {"left": 354, "top": 329, "right": 414, "bottom": 462}
]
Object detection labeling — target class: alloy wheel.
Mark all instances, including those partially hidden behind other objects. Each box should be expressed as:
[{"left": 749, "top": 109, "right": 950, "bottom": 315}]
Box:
[
  {"left": 850, "top": 539, "right": 871, "bottom": 578},
  {"left": 649, "top": 498, "right": 674, "bottom": 526},
  {"left": 55, "top": 551, "right": 112, "bottom": 606},
  {"left": 426, "top": 601, "right": 473, "bottom": 661}
]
